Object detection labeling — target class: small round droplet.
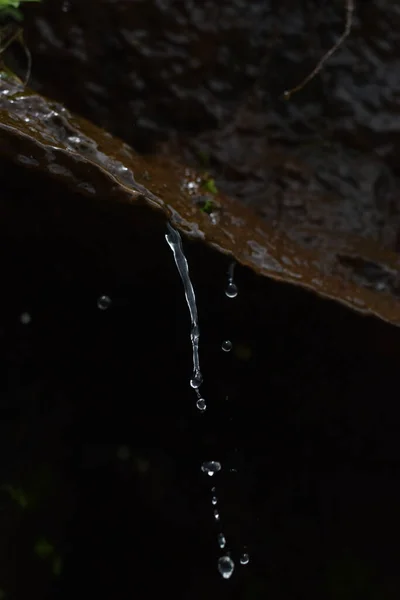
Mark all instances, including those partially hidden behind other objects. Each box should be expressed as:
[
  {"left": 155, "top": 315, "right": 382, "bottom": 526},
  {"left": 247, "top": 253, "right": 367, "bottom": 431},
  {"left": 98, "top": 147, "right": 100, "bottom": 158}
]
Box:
[
  {"left": 225, "top": 283, "right": 238, "bottom": 298},
  {"left": 213, "top": 509, "right": 220, "bottom": 521},
  {"left": 211, "top": 496, "right": 218, "bottom": 505},
  {"left": 19, "top": 312, "right": 31, "bottom": 325},
  {"left": 196, "top": 398, "right": 206, "bottom": 412},
  {"left": 218, "top": 533, "right": 226, "bottom": 549},
  {"left": 211, "top": 486, "right": 216, "bottom": 493},
  {"left": 97, "top": 295, "right": 111, "bottom": 310},
  {"left": 218, "top": 555, "right": 235, "bottom": 579},
  {"left": 201, "top": 461, "right": 221, "bottom": 476},
  {"left": 240, "top": 553, "right": 250, "bottom": 566},
  {"left": 221, "top": 340, "right": 232, "bottom": 352}
]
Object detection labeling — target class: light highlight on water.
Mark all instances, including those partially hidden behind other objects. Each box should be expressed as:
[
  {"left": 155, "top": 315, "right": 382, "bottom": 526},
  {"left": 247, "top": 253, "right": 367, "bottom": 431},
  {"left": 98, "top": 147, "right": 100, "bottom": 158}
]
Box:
[
  {"left": 240, "top": 553, "right": 250, "bottom": 565},
  {"left": 201, "top": 461, "right": 221, "bottom": 476}
]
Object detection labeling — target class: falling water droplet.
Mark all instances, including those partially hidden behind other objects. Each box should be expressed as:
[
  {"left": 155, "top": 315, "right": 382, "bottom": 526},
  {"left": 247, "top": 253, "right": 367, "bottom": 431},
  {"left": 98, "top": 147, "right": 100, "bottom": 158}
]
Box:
[
  {"left": 218, "top": 533, "right": 226, "bottom": 549},
  {"left": 218, "top": 556, "right": 235, "bottom": 579},
  {"left": 214, "top": 509, "right": 220, "bottom": 521},
  {"left": 211, "top": 486, "right": 216, "bottom": 493},
  {"left": 190, "top": 373, "right": 203, "bottom": 389},
  {"left": 225, "top": 283, "right": 238, "bottom": 298},
  {"left": 211, "top": 496, "right": 218, "bottom": 505},
  {"left": 97, "top": 295, "right": 111, "bottom": 310},
  {"left": 240, "top": 553, "right": 250, "bottom": 566},
  {"left": 196, "top": 397, "right": 206, "bottom": 412},
  {"left": 221, "top": 340, "right": 232, "bottom": 352},
  {"left": 19, "top": 312, "right": 31, "bottom": 325},
  {"left": 201, "top": 461, "right": 221, "bottom": 476},
  {"left": 225, "top": 262, "right": 238, "bottom": 298}
]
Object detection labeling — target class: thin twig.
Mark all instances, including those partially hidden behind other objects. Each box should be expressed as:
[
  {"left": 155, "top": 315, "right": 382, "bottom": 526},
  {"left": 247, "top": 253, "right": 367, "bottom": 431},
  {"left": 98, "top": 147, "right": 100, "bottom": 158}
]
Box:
[
  {"left": 283, "top": 0, "right": 354, "bottom": 100},
  {"left": 0, "top": 25, "right": 32, "bottom": 86}
]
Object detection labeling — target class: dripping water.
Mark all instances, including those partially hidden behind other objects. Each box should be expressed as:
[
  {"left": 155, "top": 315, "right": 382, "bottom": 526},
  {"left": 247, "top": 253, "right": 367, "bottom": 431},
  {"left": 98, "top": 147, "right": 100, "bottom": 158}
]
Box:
[
  {"left": 165, "top": 226, "right": 248, "bottom": 578},
  {"left": 225, "top": 262, "right": 238, "bottom": 298},
  {"left": 218, "top": 556, "right": 235, "bottom": 579},
  {"left": 97, "top": 295, "right": 111, "bottom": 310},
  {"left": 222, "top": 340, "right": 232, "bottom": 352},
  {"left": 218, "top": 533, "right": 226, "bottom": 549},
  {"left": 165, "top": 223, "right": 204, "bottom": 406},
  {"left": 201, "top": 461, "right": 221, "bottom": 476}
]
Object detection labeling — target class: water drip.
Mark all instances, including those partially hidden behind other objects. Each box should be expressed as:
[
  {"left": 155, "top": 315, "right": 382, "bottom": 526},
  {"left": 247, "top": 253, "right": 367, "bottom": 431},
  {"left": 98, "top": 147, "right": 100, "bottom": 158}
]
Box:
[
  {"left": 165, "top": 224, "right": 204, "bottom": 400},
  {"left": 218, "top": 556, "right": 235, "bottom": 579}
]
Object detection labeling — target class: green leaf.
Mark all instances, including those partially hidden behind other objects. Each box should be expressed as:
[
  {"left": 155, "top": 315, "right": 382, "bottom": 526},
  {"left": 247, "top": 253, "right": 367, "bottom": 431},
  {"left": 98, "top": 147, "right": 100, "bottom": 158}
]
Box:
[
  {"left": 202, "top": 178, "right": 218, "bottom": 195},
  {"left": 200, "top": 198, "right": 214, "bottom": 215}
]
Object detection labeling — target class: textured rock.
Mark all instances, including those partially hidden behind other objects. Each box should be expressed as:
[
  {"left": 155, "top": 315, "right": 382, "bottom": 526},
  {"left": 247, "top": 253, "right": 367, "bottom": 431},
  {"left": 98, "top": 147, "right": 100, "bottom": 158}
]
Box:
[{"left": 1, "top": 73, "right": 400, "bottom": 325}]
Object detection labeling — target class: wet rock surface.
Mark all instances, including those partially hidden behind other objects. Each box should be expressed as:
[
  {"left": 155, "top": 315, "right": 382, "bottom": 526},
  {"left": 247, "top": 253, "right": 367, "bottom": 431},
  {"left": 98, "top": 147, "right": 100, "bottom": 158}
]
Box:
[
  {"left": 0, "top": 1, "right": 400, "bottom": 598},
  {"left": 13, "top": 0, "right": 400, "bottom": 305},
  {"left": 1, "top": 73, "right": 400, "bottom": 325}
]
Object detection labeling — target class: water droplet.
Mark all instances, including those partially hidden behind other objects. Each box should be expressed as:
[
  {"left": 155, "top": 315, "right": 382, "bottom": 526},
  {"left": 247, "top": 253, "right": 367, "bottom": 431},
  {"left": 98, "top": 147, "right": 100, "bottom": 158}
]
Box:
[
  {"left": 218, "top": 555, "right": 235, "bottom": 579},
  {"left": 196, "top": 397, "right": 206, "bottom": 411},
  {"left": 97, "top": 295, "right": 111, "bottom": 310},
  {"left": 226, "top": 262, "right": 238, "bottom": 298},
  {"left": 19, "top": 312, "right": 31, "bottom": 325},
  {"left": 240, "top": 553, "right": 250, "bottom": 566},
  {"left": 218, "top": 533, "right": 226, "bottom": 549},
  {"left": 211, "top": 486, "right": 216, "bottom": 493},
  {"left": 190, "top": 374, "right": 202, "bottom": 389},
  {"left": 225, "top": 282, "right": 238, "bottom": 298},
  {"left": 222, "top": 340, "right": 232, "bottom": 352},
  {"left": 214, "top": 509, "right": 220, "bottom": 521},
  {"left": 211, "top": 496, "right": 218, "bottom": 505},
  {"left": 201, "top": 461, "right": 221, "bottom": 476}
]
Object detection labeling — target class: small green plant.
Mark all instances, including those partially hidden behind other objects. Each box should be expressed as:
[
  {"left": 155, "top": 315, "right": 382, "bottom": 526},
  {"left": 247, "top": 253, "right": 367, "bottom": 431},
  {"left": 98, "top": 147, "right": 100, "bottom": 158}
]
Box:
[
  {"left": 200, "top": 198, "right": 214, "bottom": 215},
  {"left": 0, "top": 0, "right": 41, "bottom": 22},
  {"left": 202, "top": 176, "right": 218, "bottom": 196}
]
